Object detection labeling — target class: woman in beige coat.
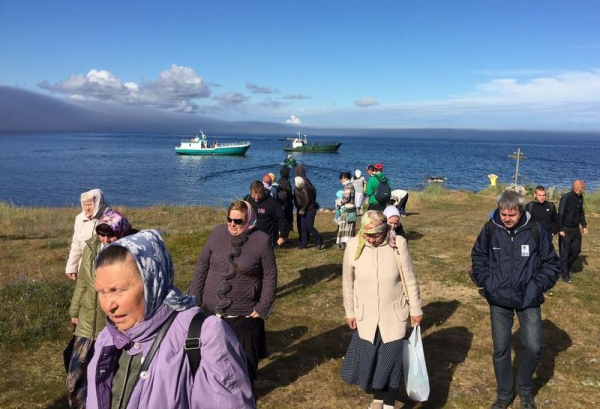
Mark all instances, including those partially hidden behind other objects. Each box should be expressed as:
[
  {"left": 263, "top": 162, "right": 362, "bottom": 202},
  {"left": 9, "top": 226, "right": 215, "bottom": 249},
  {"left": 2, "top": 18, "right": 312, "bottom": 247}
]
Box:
[
  {"left": 65, "top": 189, "right": 110, "bottom": 280},
  {"left": 340, "top": 211, "right": 423, "bottom": 409}
]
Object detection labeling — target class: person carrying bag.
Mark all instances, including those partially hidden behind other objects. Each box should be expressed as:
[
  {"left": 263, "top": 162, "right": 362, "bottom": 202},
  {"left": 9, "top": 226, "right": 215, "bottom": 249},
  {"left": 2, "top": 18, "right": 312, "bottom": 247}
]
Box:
[{"left": 341, "top": 211, "right": 424, "bottom": 409}]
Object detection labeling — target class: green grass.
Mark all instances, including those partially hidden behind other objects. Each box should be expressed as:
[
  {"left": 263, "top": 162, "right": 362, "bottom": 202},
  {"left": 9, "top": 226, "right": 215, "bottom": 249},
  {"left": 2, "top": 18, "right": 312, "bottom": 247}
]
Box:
[{"left": 0, "top": 281, "right": 72, "bottom": 346}]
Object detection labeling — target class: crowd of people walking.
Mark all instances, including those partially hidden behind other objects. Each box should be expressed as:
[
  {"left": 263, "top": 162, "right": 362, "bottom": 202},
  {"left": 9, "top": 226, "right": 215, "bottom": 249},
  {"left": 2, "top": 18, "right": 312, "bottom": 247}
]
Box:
[{"left": 61, "top": 171, "right": 589, "bottom": 409}]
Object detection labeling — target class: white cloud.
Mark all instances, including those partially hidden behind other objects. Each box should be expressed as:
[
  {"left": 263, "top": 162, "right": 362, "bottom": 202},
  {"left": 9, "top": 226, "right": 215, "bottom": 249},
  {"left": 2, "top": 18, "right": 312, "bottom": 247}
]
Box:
[
  {"left": 285, "top": 114, "right": 302, "bottom": 124},
  {"left": 260, "top": 98, "right": 283, "bottom": 108},
  {"left": 213, "top": 92, "right": 249, "bottom": 105},
  {"left": 246, "top": 82, "right": 276, "bottom": 94},
  {"left": 354, "top": 97, "right": 379, "bottom": 107},
  {"left": 459, "top": 70, "right": 600, "bottom": 103},
  {"left": 38, "top": 64, "right": 210, "bottom": 112},
  {"left": 283, "top": 94, "right": 311, "bottom": 100}
]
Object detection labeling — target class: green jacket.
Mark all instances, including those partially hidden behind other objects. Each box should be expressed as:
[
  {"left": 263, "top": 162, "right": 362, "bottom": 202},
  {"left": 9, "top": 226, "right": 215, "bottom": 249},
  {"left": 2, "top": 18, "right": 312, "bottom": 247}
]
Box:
[
  {"left": 68, "top": 236, "right": 106, "bottom": 339},
  {"left": 365, "top": 173, "right": 390, "bottom": 205}
]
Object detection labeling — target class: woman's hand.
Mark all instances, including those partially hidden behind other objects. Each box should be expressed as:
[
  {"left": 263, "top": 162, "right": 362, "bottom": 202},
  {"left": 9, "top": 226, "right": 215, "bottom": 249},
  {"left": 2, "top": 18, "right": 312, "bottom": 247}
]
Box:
[
  {"left": 410, "top": 315, "right": 423, "bottom": 327},
  {"left": 249, "top": 310, "right": 261, "bottom": 319},
  {"left": 346, "top": 318, "right": 357, "bottom": 330},
  {"left": 70, "top": 317, "right": 78, "bottom": 325}
]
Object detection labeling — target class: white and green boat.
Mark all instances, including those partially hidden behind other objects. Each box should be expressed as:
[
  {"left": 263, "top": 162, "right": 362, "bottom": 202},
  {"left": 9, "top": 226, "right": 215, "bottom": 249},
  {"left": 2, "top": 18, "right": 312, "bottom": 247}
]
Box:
[{"left": 175, "top": 131, "right": 251, "bottom": 156}]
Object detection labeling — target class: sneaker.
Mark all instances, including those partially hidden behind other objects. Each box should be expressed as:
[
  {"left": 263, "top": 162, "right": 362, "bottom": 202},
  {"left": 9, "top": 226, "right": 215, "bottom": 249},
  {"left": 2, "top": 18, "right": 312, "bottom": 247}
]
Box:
[
  {"left": 520, "top": 394, "right": 536, "bottom": 409},
  {"left": 316, "top": 244, "right": 325, "bottom": 250},
  {"left": 491, "top": 398, "right": 510, "bottom": 409},
  {"left": 562, "top": 275, "right": 572, "bottom": 283}
]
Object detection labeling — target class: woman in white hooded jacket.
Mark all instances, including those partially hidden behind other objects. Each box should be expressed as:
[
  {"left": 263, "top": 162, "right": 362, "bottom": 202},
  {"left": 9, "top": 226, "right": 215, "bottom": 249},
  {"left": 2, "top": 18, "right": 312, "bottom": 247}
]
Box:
[{"left": 65, "top": 189, "right": 110, "bottom": 280}]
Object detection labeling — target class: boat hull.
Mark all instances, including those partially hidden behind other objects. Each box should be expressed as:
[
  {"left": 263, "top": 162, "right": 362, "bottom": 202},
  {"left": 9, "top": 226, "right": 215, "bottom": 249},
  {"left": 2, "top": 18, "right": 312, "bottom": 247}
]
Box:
[
  {"left": 283, "top": 143, "right": 341, "bottom": 153},
  {"left": 175, "top": 144, "right": 250, "bottom": 156}
]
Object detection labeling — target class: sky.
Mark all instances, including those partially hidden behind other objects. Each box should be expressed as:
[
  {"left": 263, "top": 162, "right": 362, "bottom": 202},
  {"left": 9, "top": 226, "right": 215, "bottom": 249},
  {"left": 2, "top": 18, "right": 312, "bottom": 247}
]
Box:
[{"left": 2, "top": 0, "right": 600, "bottom": 133}]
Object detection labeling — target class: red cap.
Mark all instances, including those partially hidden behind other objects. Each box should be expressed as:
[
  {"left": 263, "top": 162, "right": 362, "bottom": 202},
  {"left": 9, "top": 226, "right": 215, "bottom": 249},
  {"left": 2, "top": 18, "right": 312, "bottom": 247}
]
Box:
[{"left": 374, "top": 163, "right": 384, "bottom": 170}]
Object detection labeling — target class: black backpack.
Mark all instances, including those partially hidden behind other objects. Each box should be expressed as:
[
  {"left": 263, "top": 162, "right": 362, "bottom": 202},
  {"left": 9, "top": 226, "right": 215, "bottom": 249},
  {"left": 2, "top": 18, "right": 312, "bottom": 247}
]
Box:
[
  {"left": 277, "top": 188, "right": 288, "bottom": 204},
  {"left": 375, "top": 179, "right": 391, "bottom": 204},
  {"left": 119, "top": 311, "right": 208, "bottom": 408}
]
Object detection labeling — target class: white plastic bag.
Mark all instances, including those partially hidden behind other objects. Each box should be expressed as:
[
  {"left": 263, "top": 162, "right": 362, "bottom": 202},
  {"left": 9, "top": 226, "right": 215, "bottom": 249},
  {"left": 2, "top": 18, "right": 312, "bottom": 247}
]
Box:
[{"left": 403, "top": 325, "right": 430, "bottom": 401}]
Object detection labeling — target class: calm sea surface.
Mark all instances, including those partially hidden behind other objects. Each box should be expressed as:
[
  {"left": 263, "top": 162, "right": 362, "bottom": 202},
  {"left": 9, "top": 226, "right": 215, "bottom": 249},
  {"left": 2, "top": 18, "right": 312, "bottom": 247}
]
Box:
[{"left": 1, "top": 131, "right": 599, "bottom": 207}]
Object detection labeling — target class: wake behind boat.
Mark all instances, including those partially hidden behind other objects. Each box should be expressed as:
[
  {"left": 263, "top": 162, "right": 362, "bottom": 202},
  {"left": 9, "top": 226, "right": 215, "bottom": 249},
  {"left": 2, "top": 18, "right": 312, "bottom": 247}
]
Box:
[
  {"left": 282, "top": 132, "right": 341, "bottom": 153},
  {"left": 175, "top": 131, "right": 251, "bottom": 156}
]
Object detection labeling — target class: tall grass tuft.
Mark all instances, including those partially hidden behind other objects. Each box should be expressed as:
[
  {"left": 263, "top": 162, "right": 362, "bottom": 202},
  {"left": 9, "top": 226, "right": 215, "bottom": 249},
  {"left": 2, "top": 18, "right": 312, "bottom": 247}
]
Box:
[
  {"left": 0, "top": 201, "right": 74, "bottom": 239},
  {"left": 585, "top": 189, "right": 600, "bottom": 212},
  {"left": 478, "top": 183, "right": 507, "bottom": 196}
]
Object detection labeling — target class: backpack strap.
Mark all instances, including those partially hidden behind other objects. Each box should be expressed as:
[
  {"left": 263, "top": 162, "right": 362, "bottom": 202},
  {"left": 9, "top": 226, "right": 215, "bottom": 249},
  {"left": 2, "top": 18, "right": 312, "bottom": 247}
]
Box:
[
  {"left": 485, "top": 220, "right": 495, "bottom": 253},
  {"left": 185, "top": 311, "right": 208, "bottom": 377},
  {"left": 121, "top": 311, "right": 178, "bottom": 409},
  {"left": 531, "top": 221, "right": 540, "bottom": 251}
]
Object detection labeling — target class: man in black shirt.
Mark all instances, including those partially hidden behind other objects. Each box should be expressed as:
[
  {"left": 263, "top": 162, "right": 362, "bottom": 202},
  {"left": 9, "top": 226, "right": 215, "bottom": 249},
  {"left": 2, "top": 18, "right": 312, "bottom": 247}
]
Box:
[
  {"left": 244, "top": 181, "right": 287, "bottom": 248},
  {"left": 558, "top": 180, "right": 589, "bottom": 283},
  {"left": 526, "top": 185, "right": 559, "bottom": 235}
]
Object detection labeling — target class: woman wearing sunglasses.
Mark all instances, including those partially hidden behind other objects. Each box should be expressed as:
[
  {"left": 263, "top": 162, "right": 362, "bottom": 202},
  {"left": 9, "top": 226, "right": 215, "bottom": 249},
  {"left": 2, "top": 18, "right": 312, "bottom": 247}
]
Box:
[
  {"left": 66, "top": 210, "right": 136, "bottom": 409},
  {"left": 189, "top": 200, "right": 277, "bottom": 389},
  {"left": 340, "top": 211, "right": 423, "bottom": 409}
]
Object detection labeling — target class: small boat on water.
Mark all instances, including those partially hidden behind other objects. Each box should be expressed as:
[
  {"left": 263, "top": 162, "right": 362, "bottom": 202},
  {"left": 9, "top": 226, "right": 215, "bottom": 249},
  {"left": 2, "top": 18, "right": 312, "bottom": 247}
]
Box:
[
  {"left": 175, "top": 131, "right": 251, "bottom": 156},
  {"left": 425, "top": 176, "right": 447, "bottom": 184},
  {"left": 282, "top": 154, "right": 297, "bottom": 168},
  {"left": 283, "top": 132, "right": 341, "bottom": 153}
]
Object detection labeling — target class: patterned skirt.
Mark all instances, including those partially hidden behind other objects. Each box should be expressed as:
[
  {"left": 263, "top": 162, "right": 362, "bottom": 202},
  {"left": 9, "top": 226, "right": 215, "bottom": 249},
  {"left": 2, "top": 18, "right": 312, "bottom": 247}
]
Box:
[
  {"left": 340, "top": 327, "right": 404, "bottom": 391},
  {"left": 66, "top": 336, "right": 95, "bottom": 409},
  {"left": 336, "top": 215, "right": 355, "bottom": 246}
]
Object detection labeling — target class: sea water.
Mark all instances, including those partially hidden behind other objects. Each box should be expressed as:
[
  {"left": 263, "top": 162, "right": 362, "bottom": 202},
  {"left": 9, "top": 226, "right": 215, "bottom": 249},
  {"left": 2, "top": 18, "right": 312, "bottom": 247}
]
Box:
[{"left": 0, "top": 131, "right": 598, "bottom": 207}]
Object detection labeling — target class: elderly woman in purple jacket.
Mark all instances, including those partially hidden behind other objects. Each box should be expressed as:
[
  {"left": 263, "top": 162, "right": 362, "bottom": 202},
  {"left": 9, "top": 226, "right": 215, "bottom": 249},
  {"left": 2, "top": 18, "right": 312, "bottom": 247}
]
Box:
[
  {"left": 189, "top": 200, "right": 278, "bottom": 386},
  {"left": 86, "top": 230, "right": 254, "bottom": 409}
]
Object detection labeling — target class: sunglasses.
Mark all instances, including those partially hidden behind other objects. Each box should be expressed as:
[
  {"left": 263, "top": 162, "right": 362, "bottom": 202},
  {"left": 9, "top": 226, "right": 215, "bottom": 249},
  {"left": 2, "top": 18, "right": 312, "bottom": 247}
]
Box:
[
  {"left": 227, "top": 217, "right": 245, "bottom": 225},
  {"left": 364, "top": 232, "right": 383, "bottom": 239},
  {"left": 97, "top": 232, "right": 115, "bottom": 238}
]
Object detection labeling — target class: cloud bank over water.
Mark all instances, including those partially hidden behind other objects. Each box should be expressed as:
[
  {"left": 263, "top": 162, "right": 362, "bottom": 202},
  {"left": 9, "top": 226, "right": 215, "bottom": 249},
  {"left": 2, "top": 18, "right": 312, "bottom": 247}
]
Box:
[
  {"left": 38, "top": 65, "right": 210, "bottom": 113},
  {"left": 4, "top": 67, "right": 600, "bottom": 133}
]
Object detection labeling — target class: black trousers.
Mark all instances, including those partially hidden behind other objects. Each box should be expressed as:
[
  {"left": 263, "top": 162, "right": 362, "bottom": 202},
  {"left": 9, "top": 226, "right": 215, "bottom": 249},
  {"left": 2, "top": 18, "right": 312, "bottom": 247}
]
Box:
[
  {"left": 396, "top": 193, "right": 409, "bottom": 215},
  {"left": 559, "top": 227, "right": 582, "bottom": 278},
  {"left": 368, "top": 202, "right": 385, "bottom": 211}
]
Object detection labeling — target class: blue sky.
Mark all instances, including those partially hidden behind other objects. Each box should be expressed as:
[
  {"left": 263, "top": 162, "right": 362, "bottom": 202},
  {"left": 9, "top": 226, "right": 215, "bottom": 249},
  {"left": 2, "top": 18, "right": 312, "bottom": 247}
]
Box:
[{"left": 2, "top": 0, "right": 600, "bottom": 131}]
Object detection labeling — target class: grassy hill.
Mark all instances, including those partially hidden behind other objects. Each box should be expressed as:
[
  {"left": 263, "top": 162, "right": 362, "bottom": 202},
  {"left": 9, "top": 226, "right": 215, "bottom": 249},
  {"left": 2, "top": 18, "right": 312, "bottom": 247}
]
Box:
[{"left": 1, "top": 188, "right": 598, "bottom": 408}]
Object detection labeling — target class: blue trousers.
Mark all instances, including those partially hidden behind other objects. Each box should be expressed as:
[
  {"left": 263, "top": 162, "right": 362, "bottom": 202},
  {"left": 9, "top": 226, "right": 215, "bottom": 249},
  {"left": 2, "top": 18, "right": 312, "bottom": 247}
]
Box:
[
  {"left": 299, "top": 207, "right": 322, "bottom": 247},
  {"left": 490, "top": 305, "right": 542, "bottom": 401}
]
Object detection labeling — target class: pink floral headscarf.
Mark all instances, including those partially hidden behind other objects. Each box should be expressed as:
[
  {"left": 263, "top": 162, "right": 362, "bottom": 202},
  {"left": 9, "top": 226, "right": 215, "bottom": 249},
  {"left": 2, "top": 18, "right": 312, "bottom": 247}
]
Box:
[
  {"left": 96, "top": 210, "right": 131, "bottom": 239},
  {"left": 241, "top": 201, "right": 257, "bottom": 234}
]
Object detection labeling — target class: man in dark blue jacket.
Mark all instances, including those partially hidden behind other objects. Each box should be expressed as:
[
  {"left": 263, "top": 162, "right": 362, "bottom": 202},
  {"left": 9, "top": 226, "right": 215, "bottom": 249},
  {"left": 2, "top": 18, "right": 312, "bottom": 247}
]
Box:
[{"left": 471, "top": 191, "right": 560, "bottom": 409}]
